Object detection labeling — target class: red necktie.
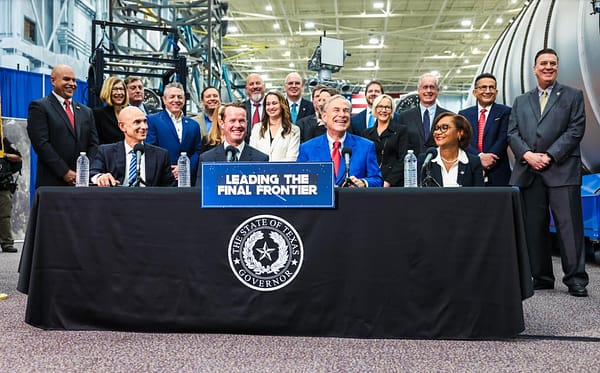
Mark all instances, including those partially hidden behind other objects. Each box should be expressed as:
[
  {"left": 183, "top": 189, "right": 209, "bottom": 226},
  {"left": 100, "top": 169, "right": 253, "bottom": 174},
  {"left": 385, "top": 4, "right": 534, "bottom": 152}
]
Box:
[
  {"left": 252, "top": 102, "right": 261, "bottom": 126},
  {"left": 332, "top": 141, "right": 341, "bottom": 178},
  {"left": 64, "top": 99, "right": 75, "bottom": 129},
  {"left": 477, "top": 108, "right": 486, "bottom": 152}
]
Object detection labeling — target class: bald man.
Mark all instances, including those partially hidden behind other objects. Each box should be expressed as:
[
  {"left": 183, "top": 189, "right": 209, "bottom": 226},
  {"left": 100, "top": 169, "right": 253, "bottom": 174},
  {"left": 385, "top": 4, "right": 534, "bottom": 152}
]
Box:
[
  {"left": 27, "top": 64, "right": 98, "bottom": 187},
  {"left": 284, "top": 72, "right": 315, "bottom": 124},
  {"left": 90, "top": 106, "right": 176, "bottom": 187}
]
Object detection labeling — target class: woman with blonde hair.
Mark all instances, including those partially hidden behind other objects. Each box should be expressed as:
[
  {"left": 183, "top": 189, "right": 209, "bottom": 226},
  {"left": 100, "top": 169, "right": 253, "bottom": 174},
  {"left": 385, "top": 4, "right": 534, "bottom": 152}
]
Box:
[
  {"left": 249, "top": 91, "right": 300, "bottom": 161},
  {"left": 93, "top": 76, "right": 129, "bottom": 144},
  {"left": 201, "top": 104, "right": 224, "bottom": 154}
]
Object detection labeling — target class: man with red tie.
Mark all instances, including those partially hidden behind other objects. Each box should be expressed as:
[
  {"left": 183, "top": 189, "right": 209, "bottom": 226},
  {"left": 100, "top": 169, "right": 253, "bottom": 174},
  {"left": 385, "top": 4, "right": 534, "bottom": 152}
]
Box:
[
  {"left": 297, "top": 95, "right": 382, "bottom": 188},
  {"left": 27, "top": 64, "right": 98, "bottom": 187},
  {"left": 243, "top": 73, "right": 265, "bottom": 142},
  {"left": 458, "top": 73, "right": 511, "bottom": 186}
]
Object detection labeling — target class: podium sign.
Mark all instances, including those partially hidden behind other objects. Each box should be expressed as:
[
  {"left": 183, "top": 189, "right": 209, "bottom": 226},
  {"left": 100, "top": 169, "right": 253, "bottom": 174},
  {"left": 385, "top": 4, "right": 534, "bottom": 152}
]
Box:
[{"left": 201, "top": 162, "right": 334, "bottom": 208}]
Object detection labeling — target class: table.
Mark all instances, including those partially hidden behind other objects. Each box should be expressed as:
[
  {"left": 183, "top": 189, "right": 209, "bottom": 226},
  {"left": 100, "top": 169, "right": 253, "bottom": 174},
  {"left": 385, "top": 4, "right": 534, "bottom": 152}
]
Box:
[{"left": 18, "top": 187, "right": 532, "bottom": 339}]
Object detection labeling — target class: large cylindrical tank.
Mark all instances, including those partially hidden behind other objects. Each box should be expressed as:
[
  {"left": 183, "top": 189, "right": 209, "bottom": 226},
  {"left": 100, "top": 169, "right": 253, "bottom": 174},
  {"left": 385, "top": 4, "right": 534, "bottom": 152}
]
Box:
[{"left": 474, "top": 0, "right": 600, "bottom": 173}]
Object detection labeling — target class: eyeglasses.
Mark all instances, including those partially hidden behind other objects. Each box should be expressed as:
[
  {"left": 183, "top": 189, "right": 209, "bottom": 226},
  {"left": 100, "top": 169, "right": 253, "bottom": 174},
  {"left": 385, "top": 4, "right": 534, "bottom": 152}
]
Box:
[
  {"left": 419, "top": 85, "right": 438, "bottom": 91},
  {"left": 433, "top": 124, "right": 454, "bottom": 133},
  {"left": 112, "top": 87, "right": 125, "bottom": 92},
  {"left": 476, "top": 85, "right": 496, "bottom": 91},
  {"left": 376, "top": 105, "right": 392, "bottom": 111}
]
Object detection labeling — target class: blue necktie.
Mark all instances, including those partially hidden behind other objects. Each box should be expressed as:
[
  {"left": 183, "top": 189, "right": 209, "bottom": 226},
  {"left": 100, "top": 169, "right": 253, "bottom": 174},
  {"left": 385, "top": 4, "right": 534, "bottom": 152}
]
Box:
[
  {"left": 291, "top": 103, "right": 298, "bottom": 124},
  {"left": 422, "top": 109, "right": 431, "bottom": 139},
  {"left": 368, "top": 111, "right": 375, "bottom": 128},
  {"left": 128, "top": 150, "right": 137, "bottom": 185}
]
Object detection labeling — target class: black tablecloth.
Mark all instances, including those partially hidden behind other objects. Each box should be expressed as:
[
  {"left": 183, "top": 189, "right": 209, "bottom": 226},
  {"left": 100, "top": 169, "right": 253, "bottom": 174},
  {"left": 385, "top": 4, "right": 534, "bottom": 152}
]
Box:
[{"left": 18, "top": 187, "right": 532, "bottom": 339}]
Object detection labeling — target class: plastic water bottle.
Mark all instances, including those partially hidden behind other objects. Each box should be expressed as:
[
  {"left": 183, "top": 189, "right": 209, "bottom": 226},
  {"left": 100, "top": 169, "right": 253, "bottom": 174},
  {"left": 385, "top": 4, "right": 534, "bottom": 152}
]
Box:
[
  {"left": 404, "top": 150, "right": 418, "bottom": 188},
  {"left": 177, "top": 152, "right": 191, "bottom": 187},
  {"left": 75, "top": 152, "right": 89, "bottom": 187}
]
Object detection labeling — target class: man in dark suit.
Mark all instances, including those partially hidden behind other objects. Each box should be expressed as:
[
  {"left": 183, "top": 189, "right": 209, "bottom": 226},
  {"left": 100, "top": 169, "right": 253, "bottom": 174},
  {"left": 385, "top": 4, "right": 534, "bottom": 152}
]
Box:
[
  {"left": 508, "top": 48, "right": 588, "bottom": 297},
  {"left": 90, "top": 106, "right": 176, "bottom": 187},
  {"left": 397, "top": 73, "right": 451, "bottom": 153},
  {"left": 146, "top": 82, "right": 202, "bottom": 185},
  {"left": 125, "top": 76, "right": 161, "bottom": 115},
  {"left": 198, "top": 102, "right": 268, "bottom": 164},
  {"left": 284, "top": 72, "right": 315, "bottom": 124},
  {"left": 297, "top": 95, "right": 383, "bottom": 188},
  {"left": 27, "top": 64, "right": 98, "bottom": 187},
  {"left": 243, "top": 73, "right": 266, "bottom": 133},
  {"left": 459, "top": 73, "right": 511, "bottom": 186}
]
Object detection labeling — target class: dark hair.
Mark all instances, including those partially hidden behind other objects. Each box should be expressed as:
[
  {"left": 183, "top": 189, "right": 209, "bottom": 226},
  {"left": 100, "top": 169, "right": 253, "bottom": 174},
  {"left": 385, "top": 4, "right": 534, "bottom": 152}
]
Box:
[
  {"left": 365, "top": 80, "right": 384, "bottom": 94},
  {"left": 311, "top": 85, "right": 328, "bottom": 99},
  {"left": 534, "top": 48, "right": 559, "bottom": 65},
  {"left": 433, "top": 112, "right": 472, "bottom": 149},
  {"left": 259, "top": 91, "right": 293, "bottom": 139},
  {"left": 201, "top": 86, "right": 219, "bottom": 100},
  {"left": 474, "top": 73, "right": 496, "bottom": 86}
]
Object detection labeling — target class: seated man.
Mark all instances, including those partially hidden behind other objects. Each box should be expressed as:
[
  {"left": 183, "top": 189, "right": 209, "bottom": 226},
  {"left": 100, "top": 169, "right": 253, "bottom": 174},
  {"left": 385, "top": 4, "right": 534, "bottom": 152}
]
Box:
[
  {"left": 90, "top": 106, "right": 176, "bottom": 187},
  {"left": 198, "top": 103, "right": 268, "bottom": 183},
  {"left": 297, "top": 95, "right": 383, "bottom": 187}
]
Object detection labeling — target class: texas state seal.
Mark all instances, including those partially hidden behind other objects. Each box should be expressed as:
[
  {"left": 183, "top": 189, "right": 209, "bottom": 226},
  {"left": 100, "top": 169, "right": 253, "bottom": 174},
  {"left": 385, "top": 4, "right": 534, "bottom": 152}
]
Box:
[{"left": 228, "top": 215, "right": 303, "bottom": 291}]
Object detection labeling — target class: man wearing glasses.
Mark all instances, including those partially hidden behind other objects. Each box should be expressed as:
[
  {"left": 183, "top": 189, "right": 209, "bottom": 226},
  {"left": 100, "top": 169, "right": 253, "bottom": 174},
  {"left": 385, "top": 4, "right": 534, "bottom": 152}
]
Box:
[
  {"left": 397, "top": 73, "right": 452, "bottom": 153},
  {"left": 284, "top": 72, "right": 315, "bottom": 124},
  {"left": 458, "top": 73, "right": 511, "bottom": 186}
]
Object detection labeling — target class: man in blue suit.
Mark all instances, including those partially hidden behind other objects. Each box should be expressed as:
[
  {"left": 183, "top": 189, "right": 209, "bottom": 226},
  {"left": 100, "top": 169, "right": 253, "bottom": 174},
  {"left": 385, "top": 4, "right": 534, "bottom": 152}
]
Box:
[
  {"left": 298, "top": 95, "right": 383, "bottom": 188},
  {"left": 146, "top": 82, "right": 202, "bottom": 185},
  {"left": 90, "top": 106, "right": 176, "bottom": 187},
  {"left": 508, "top": 48, "right": 588, "bottom": 297},
  {"left": 459, "top": 73, "right": 511, "bottom": 186}
]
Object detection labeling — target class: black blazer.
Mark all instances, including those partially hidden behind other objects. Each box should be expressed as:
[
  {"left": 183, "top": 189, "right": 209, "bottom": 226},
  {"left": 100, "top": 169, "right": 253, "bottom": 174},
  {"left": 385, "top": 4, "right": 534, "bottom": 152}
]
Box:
[
  {"left": 289, "top": 98, "right": 315, "bottom": 123},
  {"left": 90, "top": 142, "right": 176, "bottom": 186},
  {"left": 362, "top": 121, "right": 408, "bottom": 186},
  {"left": 295, "top": 115, "right": 327, "bottom": 143},
  {"left": 417, "top": 150, "right": 484, "bottom": 187},
  {"left": 397, "top": 105, "right": 452, "bottom": 153},
  {"left": 93, "top": 105, "right": 124, "bottom": 145},
  {"left": 27, "top": 94, "right": 98, "bottom": 187}
]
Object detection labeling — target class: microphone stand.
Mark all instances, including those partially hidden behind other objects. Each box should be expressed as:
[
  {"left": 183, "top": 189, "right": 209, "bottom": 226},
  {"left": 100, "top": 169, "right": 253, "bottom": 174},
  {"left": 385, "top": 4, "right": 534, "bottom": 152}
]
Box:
[{"left": 420, "top": 162, "right": 441, "bottom": 187}]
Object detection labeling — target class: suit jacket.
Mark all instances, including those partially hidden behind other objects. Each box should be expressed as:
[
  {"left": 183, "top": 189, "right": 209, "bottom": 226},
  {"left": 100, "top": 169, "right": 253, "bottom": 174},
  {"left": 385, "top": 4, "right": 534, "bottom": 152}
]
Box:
[
  {"left": 297, "top": 133, "right": 383, "bottom": 187},
  {"left": 296, "top": 115, "right": 327, "bottom": 143},
  {"left": 397, "top": 105, "right": 452, "bottom": 153},
  {"left": 93, "top": 105, "right": 124, "bottom": 145},
  {"left": 249, "top": 124, "right": 300, "bottom": 161},
  {"left": 351, "top": 109, "right": 399, "bottom": 136},
  {"left": 459, "top": 103, "right": 511, "bottom": 186},
  {"left": 362, "top": 121, "right": 408, "bottom": 186},
  {"left": 243, "top": 99, "right": 264, "bottom": 143},
  {"left": 508, "top": 82, "right": 585, "bottom": 187},
  {"left": 197, "top": 144, "right": 269, "bottom": 186},
  {"left": 146, "top": 110, "right": 202, "bottom": 184},
  {"left": 289, "top": 98, "right": 315, "bottom": 123},
  {"left": 27, "top": 94, "right": 99, "bottom": 187},
  {"left": 89, "top": 142, "right": 176, "bottom": 186},
  {"left": 417, "top": 150, "right": 484, "bottom": 187}
]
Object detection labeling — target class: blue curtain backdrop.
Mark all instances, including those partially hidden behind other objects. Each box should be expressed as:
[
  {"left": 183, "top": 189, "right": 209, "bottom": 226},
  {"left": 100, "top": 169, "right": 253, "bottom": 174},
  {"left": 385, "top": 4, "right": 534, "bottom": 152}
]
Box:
[{"left": 0, "top": 67, "right": 89, "bottom": 201}]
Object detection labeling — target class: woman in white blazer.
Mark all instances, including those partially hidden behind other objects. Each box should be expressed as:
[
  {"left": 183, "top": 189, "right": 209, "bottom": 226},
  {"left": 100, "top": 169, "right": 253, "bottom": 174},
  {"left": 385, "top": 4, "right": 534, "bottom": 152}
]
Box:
[{"left": 249, "top": 91, "right": 300, "bottom": 161}]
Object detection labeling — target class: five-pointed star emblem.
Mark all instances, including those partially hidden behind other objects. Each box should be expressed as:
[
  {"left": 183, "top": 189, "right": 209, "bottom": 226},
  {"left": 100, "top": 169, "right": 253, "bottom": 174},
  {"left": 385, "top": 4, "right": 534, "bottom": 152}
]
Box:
[{"left": 256, "top": 241, "right": 276, "bottom": 260}]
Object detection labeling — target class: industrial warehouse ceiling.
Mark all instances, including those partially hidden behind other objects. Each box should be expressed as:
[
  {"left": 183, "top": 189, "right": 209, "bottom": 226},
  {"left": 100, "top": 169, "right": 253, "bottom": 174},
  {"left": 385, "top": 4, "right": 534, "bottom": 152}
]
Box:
[{"left": 222, "top": 0, "right": 528, "bottom": 94}]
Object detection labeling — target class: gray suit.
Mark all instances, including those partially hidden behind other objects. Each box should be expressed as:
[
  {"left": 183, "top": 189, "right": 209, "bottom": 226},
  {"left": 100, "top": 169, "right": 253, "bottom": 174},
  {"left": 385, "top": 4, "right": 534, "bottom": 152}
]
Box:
[{"left": 508, "top": 82, "right": 588, "bottom": 288}]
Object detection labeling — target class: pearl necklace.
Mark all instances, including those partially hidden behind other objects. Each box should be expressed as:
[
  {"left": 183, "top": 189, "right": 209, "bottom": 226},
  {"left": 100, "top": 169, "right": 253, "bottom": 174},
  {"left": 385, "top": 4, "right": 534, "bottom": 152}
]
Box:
[{"left": 441, "top": 156, "right": 458, "bottom": 164}]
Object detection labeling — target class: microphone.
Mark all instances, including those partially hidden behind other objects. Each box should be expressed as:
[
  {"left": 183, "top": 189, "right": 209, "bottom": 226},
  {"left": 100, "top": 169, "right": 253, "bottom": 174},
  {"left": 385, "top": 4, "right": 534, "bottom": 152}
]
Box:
[
  {"left": 421, "top": 147, "right": 437, "bottom": 173},
  {"left": 341, "top": 147, "right": 353, "bottom": 187},
  {"left": 133, "top": 143, "right": 145, "bottom": 186},
  {"left": 225, "top": 145, "right": 237, "bottom": 162}
]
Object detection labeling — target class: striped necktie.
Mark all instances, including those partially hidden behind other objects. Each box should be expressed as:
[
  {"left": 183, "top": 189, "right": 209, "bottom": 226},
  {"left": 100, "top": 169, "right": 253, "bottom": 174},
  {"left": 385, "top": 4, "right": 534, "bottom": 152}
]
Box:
[{"left": 128, "top": 150, "right": 137, "bottom": 185}]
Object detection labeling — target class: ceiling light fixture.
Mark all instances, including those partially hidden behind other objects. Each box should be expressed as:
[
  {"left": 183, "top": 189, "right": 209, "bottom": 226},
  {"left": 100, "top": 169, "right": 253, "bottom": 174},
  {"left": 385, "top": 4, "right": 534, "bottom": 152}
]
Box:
[
  {"left": 368, "top": 37, "right": 379, "bottom": 44},
  {"left": 305, "top": 21, "right": 315, "bottom": 29},
  {"left": 483, "top": 34, "right": 490, "bottom": 40},
  {"left": 273, "top": 23, "right": 280, "bottom": 29},
  {"left": 373, "top": 2, "right": 384, "bottom": 9},
  {"left": 229, "top": 25, "right": 238, "bottom": 33},
  {"left": 460, "top": 19, "right": 472, "bottom": 27},
  {"left": 283, "top": 51, "right": 290, "bottom": 57},
  {"left": 279, "top": 39, "right": 286, "bottom": 46},
  {"left": 495, "top": 17, "right": 503, "bottom": 24},
  {"left": 289, "top": 62, "right": 295, "bottom": 68},
  {"left": 366, "top": 61, "right": 375, "bottom": 67},
  {"left": 266, "top": 5, "right": 273, "bottom": 11}
]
